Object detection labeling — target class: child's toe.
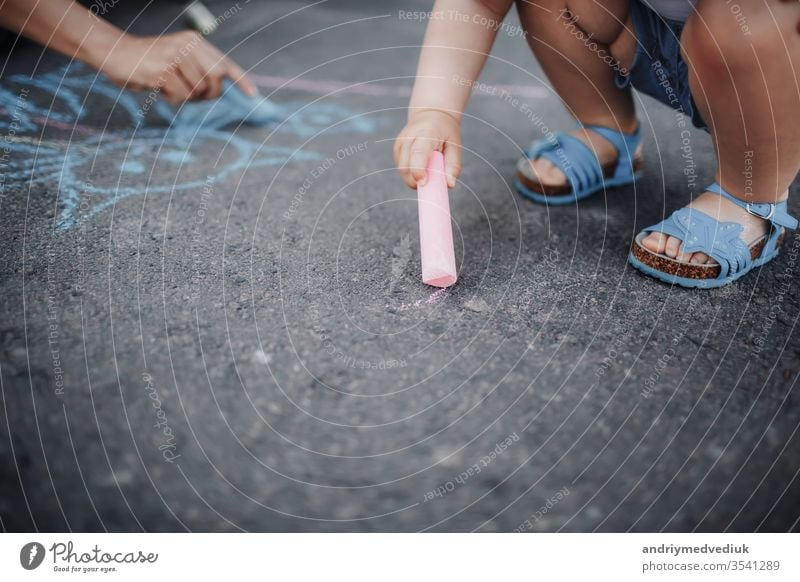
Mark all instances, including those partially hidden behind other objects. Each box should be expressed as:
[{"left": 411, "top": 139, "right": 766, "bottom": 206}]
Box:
[
  {"left": 690, "top": 252, "right": 708, "bottom": 264},
  {"left": 641, "top": 232, "right": 667, "bottom": 254},
  {"left": 664, "top": 236, "right": 681, "bottom": 258},
  {"left": 675, "top": 246, "right": 694, "bottom": 263},
  {"left": 528, "top": 158, "right": 545, "bottom": 179},
  {"left": 530, "top": 158, "right": 566, "bottom": 186}
]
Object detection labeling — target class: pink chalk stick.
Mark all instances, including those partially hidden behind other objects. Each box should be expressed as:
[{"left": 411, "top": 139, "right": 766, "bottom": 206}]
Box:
[{"left": 417, "top": 151, "right": 457, "bottom": 287}]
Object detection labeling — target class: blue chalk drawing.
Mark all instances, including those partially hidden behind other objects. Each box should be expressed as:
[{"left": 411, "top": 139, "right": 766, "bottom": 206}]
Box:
[
  {"left": 119, "top": 160, "right": 146, "bottom": 174},
  {"left": 154, "top": 78, "right": 283, "bottom": 130},
  {"left": 0, "top": 63, "right": 380, "bottom": 231}
]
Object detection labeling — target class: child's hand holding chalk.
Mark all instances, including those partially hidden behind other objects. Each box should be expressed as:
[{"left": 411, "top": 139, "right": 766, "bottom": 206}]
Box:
[
  {"left": 394, "top": 110, "right": 461, "bottom": 287},
  {"left": 417, "top": 151, "right": 457, "bottom": 288},
  {"left": 394, "top": 110, "right": 461, "bottom": 189}
]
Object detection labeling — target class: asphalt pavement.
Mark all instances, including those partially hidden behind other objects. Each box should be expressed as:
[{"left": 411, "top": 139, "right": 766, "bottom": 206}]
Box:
[{"left": 1, "top": 0, "right": 799, "bottom": 532}]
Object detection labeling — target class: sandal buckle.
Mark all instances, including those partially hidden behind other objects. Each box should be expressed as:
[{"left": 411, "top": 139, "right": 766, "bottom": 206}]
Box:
[{"left": 745, "top": 202, "right": 775, "bottom": 220}]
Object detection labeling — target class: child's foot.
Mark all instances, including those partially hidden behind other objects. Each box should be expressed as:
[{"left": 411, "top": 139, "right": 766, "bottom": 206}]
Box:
[
  {"left": 515, "top": 122, "right": 642, "bottom": 204},
  {"left": 525, "top": 128, "right": 620, "bottom": 187},
  {"left": 629, "top": 181, "right": 798, "bottom": 289},
  {"left": 639, "top": 189, "right": 782, "bottom": 265}
]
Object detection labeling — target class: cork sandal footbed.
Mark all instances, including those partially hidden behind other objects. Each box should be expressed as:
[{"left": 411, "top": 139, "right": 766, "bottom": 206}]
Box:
[
  {"left": 630, "top": 231, "right": 784, "bottom": 280},
  {"left": 517, "top": 155, "right": 644, "bottom": 198}
]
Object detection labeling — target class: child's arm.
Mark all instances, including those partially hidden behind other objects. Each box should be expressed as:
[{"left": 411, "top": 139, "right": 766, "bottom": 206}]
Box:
[{"left": 395, "top": 0, "right": 514, "bottom": 189}]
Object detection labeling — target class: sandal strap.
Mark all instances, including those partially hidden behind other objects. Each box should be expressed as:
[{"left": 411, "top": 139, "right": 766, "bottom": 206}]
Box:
[
  {"left": 707, "top": 181, "right": 797, "bottom": 259},
  {"left": 643, "top": 208, "right": 751, "bottom": 279},
  {"left": 583, "top": 123, "right": 641, "bottom": 180},
  {"left": 706, "top": 182, "right": 798, "bottom": 230},
  {"left": 523, "top": 122, "right": 641, "bottom": 192},
  {"left": 525, "top": 132, "right": 604, "bottom": 194}
]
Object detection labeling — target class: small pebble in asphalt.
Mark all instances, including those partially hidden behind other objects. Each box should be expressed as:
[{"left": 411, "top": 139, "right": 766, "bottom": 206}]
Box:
[{"left": 464, "top": 298, "right": 490, "bottom": 313}]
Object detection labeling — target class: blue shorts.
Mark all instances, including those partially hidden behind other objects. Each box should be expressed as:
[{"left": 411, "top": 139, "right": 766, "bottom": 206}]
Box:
[{"left": 615, "top": 0, "right": 707, "bottom": 131}]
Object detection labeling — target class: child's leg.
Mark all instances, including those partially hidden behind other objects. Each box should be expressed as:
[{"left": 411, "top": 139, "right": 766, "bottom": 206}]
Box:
[
  {"left": 516, "top": 0, "right": 638, "bottom": 185},
  {"left": 642, "top": 0, "right": 800, "bottom": 264}
]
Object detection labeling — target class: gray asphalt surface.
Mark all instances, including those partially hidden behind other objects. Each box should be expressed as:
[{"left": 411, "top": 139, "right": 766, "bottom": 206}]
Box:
[{"left": 1, "top": 0, "right": 799, "bottom": 532}]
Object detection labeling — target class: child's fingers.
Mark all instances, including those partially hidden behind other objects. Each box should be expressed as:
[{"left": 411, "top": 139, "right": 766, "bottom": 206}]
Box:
[
  {"left": 442, "top": 139, "right": 461, "bottom": 189},
  {"left": 394, "top": 136, "right": 410, "bottom": 187},
  {"left": 392, "top": 134, "right": 403, "bottom": 166},
  {"left": 395, "top": 137, "right": 418, "bottom": 189},
  {"left": 393, "top": 133, "right": 409, "bottom": 175},
  {"left": 408, "top": 138, "right": 439, "bottom": 187}
]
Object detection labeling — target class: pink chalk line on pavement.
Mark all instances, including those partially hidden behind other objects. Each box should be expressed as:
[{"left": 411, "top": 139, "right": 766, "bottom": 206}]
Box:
[
  {"left": 392, "top": 287, "right": 450, "bottom": 312},
  {"left": 249, "top": 74, "right": 549, "bottom": 100}
]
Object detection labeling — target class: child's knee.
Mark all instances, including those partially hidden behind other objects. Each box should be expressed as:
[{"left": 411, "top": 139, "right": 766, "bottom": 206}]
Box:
[
  {"left": 684, "top": 0, "right": 796, "bottom": 72},
  {"left": 518, "top": 0, "right": 628, "bottom": 44},
  {"left": 563, "top": 0, "right": 629, "bottom": 45}
]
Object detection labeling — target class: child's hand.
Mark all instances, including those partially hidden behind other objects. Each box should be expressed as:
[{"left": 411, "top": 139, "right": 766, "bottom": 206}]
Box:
[{"left": 394, "top": 110, "right": 461, "bottom": 189}]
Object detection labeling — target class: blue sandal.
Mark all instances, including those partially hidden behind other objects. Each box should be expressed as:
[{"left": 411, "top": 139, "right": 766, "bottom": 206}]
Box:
[
  {"left": 515, "top": 123, "right": 642, "bottom": 205},
  {"left": 628, "top": 182, "right": 798, "bottom": 288}
]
